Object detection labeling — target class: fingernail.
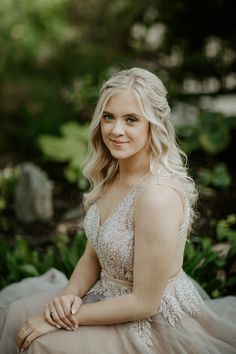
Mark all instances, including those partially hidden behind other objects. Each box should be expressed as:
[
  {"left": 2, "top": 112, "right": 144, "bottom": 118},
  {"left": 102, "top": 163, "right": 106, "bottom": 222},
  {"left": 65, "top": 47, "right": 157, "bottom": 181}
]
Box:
[
  {"left": 71, "top": 309, "right": 75, "bottom": 314},
  {"left": 75, "top": 324, "right": 79, "bottom": 329},
  {"left": 56, "top": 325, "right": 61, "bottom": 329},
  {"left": 66, "top": 327, "right": 71, "bottom": 331}
]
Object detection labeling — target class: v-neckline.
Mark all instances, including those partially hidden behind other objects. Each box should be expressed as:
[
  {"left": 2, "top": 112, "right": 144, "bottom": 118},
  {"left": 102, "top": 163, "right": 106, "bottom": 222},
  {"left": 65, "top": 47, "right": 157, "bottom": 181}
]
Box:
[{"left": 96, "top": 174, "right": 149, "bottom": 229}]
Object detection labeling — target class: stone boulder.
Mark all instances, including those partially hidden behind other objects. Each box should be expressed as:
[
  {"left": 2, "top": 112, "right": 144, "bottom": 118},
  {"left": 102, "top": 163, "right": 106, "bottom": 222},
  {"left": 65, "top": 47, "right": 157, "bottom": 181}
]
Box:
[{"left": 15, "top": 163, "right": 53, "bottom": 223}]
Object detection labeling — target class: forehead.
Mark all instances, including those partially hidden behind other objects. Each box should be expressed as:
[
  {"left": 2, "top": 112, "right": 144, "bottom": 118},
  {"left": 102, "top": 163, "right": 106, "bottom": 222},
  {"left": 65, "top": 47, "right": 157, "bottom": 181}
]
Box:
[{"left": 104, "top": 89, "right": 144, "bottom": 115}]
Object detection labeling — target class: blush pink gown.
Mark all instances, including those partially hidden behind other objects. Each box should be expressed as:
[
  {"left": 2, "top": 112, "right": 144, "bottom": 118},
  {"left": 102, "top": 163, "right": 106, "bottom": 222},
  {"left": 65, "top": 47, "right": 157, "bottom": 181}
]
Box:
[{"left": 0, "top": 168, "right": 236, "bottom": 353}]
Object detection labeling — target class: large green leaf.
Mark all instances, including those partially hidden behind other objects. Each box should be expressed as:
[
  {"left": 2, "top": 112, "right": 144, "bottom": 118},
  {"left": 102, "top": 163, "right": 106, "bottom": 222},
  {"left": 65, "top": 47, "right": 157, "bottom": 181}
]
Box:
[
  {"left": 61, "top": 122, "right": 89, "bottom": 143},
  {"left": 38, "top": 121, "right": 89, "bottom": 187},
  {"left": 199, "top": 128, "right": 230, "bottom": 154}
]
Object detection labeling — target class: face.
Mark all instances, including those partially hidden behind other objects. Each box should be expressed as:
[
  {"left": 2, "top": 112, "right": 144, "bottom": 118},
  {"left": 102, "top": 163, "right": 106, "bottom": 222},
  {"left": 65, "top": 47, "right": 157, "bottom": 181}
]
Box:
[{"left": 100, "top": 89, "right": 150, "bottom": 161}]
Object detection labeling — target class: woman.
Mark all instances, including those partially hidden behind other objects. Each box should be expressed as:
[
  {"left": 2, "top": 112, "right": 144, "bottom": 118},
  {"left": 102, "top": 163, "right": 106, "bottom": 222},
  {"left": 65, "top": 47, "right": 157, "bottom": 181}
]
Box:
[{"left": 0, "top": 68, "right": 236, "bottom": 353}]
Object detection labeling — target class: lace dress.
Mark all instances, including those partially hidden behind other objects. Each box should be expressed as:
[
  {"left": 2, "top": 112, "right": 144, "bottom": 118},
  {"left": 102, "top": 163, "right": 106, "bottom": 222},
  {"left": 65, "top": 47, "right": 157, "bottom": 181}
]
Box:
[{"left": 0, "top": 168, "right": 236, "bottom": 354}]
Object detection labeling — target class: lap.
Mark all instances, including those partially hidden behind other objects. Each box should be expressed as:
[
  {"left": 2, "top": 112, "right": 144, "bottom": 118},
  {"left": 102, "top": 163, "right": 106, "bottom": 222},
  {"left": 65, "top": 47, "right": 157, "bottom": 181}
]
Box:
[
  {"left": 0, "top": 289, "right": 62, "bottom": 354},
  {"left": 8, "top": 288, "right": 62, "bottom": 319},
  {"left": 27, "top": 324, "right": 127, "bottom": 354}
]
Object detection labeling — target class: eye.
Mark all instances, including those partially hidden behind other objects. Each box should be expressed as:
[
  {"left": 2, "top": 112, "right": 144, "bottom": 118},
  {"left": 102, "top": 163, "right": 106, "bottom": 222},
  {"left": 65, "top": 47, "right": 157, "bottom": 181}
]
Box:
[
  {"left": 126, "top": 116, "right": 138, "bottom": 124},
  {"left": 102, "top": 113, "right": 114, "bottom": 121}
]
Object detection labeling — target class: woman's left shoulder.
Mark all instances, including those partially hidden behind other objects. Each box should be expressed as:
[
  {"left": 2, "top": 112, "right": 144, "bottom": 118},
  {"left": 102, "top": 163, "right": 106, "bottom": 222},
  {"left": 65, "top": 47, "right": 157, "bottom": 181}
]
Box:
[
  {"left": 136, "top": 181, "right": 183, "bottom": 215},
  {"left": 134, "top": 183, "right": 184, "bottom": 241}
]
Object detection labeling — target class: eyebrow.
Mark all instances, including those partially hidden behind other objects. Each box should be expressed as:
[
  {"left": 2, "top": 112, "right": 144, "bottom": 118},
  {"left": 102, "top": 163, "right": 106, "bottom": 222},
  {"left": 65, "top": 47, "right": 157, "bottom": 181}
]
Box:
[{"left": 102, "top": 110, "right": 142, "bottom": 118}]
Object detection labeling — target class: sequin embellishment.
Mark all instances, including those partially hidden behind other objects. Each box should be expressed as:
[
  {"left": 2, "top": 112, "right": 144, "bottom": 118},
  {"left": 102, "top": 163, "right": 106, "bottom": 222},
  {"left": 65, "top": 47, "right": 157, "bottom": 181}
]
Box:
[{"left": 84, "top": 168, "right": 202, "bottom": 352}]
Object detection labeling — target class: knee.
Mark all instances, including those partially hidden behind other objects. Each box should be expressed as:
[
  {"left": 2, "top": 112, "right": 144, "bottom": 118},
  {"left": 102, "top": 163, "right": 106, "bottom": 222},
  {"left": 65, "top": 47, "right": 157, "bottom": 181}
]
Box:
[
  {"left": 6, "top": 298, "right": 29, "bottom": 331},
  {"left": 7, "top": 298, "right": 27, "bottom": 317}
]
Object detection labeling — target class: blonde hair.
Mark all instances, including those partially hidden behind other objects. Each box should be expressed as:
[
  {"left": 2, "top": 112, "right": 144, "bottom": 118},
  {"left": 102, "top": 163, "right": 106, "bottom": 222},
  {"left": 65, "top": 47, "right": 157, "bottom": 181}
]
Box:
[{"left": 83, "top": 67, "right": 198, "bottom": 231}]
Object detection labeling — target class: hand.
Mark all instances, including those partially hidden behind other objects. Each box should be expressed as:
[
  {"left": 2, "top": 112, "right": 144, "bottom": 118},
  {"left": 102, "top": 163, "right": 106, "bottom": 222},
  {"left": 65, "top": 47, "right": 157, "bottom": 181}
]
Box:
[
  {"left": 17, "top": 314, "right": 56, "bottom": 352},
  {"left": 45, "top": 294, "right": 82, "bottom": 331}
]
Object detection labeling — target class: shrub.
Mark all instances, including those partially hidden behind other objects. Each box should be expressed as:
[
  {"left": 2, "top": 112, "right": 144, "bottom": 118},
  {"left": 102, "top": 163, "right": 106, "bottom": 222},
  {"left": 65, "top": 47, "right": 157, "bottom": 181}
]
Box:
[
  {"left": 184, "top": 214, "right": 236, "bottom": 297},
  {"left": 38, "top": 121, "right": 89, "bottom": 189},
  {"left": 197, "top": 163, "right": 231, "bottom": 190},
  {"left": 0, "top": 230, "right": 87, "bottom": 289},
  {"left": 178, "top": 110, "right": 236, "bottom": 155}
]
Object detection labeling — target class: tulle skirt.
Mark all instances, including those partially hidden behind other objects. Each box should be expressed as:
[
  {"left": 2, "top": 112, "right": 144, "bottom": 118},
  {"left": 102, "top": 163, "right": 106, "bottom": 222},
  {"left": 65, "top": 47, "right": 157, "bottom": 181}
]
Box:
[{"left": 0, "top": 269, "right": 236, "bottom": 354}]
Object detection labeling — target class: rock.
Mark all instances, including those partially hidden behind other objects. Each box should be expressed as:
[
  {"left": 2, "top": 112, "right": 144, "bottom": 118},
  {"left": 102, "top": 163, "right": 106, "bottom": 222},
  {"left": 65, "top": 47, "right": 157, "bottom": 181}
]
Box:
[
  {"left": 15, "top": 162, "right": 53, "bottom": 223},
  {"left": 63, "top": 205, "right": 84, "bottom": 221}
]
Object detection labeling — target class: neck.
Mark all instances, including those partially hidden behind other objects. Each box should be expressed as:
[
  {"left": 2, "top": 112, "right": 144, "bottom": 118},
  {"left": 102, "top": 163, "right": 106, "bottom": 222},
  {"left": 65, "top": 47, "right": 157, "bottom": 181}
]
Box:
[{"left": 117, "top": 153, "right": 150, "bottom": 182}]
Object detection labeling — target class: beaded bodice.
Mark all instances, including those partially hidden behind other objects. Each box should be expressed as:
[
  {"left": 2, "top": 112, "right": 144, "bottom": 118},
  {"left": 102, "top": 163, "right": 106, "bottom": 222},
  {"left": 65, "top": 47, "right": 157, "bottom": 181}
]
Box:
[
  {"left": 84, "top": 169, "right": 190, "bottom": 283},
  {"left": 84, "top": 183, "right": 140, "bottom": 283},
  {"left": 83, "top": 168, "right": 203, "bottom": 353}
]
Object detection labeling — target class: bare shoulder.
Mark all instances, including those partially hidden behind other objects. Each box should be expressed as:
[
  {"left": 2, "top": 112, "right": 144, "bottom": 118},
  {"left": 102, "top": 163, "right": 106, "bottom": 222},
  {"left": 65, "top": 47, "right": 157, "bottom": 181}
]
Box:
[
  {"left": 136, "top": 183, "right": 183, "bottom": 213},
  {"left": 135, "top": 183, "right": 184, "bottom": 234}
]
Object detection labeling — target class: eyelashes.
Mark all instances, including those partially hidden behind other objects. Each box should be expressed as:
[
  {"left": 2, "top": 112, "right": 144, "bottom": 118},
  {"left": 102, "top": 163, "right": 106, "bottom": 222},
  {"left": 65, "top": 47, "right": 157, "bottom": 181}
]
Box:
[
  {"left": 102, "top": 113, "right": 113, "bottom": 121},
  {"left": 102, "top": 113, "right": 138, "bottom": 125},
  {"left": 126, "top": 117, "right": 138, "bottom": 124}
]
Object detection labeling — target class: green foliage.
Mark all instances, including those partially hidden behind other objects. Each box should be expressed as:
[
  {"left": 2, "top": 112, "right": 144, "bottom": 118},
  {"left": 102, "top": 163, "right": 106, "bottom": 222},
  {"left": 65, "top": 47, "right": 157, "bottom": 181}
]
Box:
[
  {"left": 216, "top": 215, "right": 236, "bottom": 295},
  {"left": 184, "top": 214, "right": 236, "bottom": 297},
  {"left": 38, "top": 121, "right": 89, "bottom": 189},
  {"left": 0, "top": 236, "right": 40, "bottom": 288},
  {"left": 184, "top": 237, "right": 225, "bottom": 297},
  {"left": 52, "top": 232, "right": 87, "bottom": 276},
  {"left": 0, "top": 166, "right": 20, "bottom": 212},
  {"left": 178, "top": 111, "right": 236, "bottom": 155},
  {"left": 0, "top": 0, "right": 81, "bottom": 157},
  {"left": 198, "top": 163, "right": 231, "bottom": 190},
  {"left": 1, "top": 0, "right": 236, "bottom": 161},
  {"left": 0, "top": 230, "right": 87, "bottom": 289},
  {"left": 68, "top": 75, "right": 99, "bottom": 113},
  {"left": 1, "top": 215, "right": 235, "bottom": 297},
  {"left": 0, "top": 0, "right": 77, "bottom": 66},
  {"left": 216, "top": 214, "right": 236, "bottom": 242}
]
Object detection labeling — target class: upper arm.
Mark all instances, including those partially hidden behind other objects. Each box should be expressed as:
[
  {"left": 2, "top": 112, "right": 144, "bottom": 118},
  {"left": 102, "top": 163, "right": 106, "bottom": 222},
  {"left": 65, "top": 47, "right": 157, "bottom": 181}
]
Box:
[
  {"left": 132, "top": 184, "right": 184, "bottom": 313},
  {"left": 83, "top": 240, "right": 99, "bottom": 262}
]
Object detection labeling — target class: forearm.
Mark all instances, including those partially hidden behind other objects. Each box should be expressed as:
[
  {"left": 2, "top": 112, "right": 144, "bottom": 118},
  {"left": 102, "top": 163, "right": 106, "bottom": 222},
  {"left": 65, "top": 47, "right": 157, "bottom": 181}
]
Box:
[
  {"left": 61, "top": 254, "right": 101, "bottom": 298},
  {"left": 76, "top": 293, "right": 155, "bottom": 326}
]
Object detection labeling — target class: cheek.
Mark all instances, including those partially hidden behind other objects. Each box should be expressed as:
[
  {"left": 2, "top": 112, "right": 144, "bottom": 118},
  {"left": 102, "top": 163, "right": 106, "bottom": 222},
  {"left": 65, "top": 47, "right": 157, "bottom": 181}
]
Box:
[
  {"left": 143, "top": 123, "right": 150, "bottom": 143},
  {"left": 133, "top": 125, "right": 150, "bottom": 145},
  {"left": 100, "top": 122, "right": 108, "bottom": 139},
  {"left": 140, "top": 132, "right": 150, "bottom": 148},
  {"left": 100, "top": 122, "right": 105, "bottom": 137}
]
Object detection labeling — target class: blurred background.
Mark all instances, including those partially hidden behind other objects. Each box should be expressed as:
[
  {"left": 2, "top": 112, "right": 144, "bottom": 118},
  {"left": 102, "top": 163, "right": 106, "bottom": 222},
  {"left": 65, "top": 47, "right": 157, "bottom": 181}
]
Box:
[{"left": 0, "top": 0, "right": 235, "bottom": 296}]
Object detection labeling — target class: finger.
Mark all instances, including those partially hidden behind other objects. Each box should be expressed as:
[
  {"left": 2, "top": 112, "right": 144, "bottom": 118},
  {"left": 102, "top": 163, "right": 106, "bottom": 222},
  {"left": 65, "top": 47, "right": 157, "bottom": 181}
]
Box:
[
  {"left": 20, "top": 329, "right": 40, "bottom": 352},
  {"left": 45, "top": 305, "right": 61, "bottom": 329},
  {"left": 50, "top": 305, "right": 74, "bottom": 331},
  {"left": 53, "top": 298, "right": 76, "bottom": 330},
  {"left": 60, "top": 297, "right": 78, "bottom": 328},
  {"left": 49, "top": 307, "right": 69, "bottom": 330},
  {"left": 44, "top": 304, "right": 60, "bottom": 328},
  {"left": 68, "top": 313, "right": 79, "bottom": 329},
  {"left": 16, "top": 326, "right": 33, "bottom": 350},
  {"left": 17, "top": 327, "right": 27, "bottom": 348},
  {"left": 49, "top": 298, "right": 69, "bottom": 329},
  {"left": 71, "top": 296, "right": 82, "bottom": 315},
  {"left": 60, "top": 296, "right": 73, "bottom": 317}
]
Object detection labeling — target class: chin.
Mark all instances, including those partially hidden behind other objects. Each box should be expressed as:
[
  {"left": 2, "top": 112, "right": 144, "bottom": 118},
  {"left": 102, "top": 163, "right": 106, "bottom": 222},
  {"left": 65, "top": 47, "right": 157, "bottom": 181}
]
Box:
[
  {"left": 110, "top": 152, "right": 130, "bottom": 159},
  {"left": 107, "top": 147, "right": 129, "bottom": 158}
]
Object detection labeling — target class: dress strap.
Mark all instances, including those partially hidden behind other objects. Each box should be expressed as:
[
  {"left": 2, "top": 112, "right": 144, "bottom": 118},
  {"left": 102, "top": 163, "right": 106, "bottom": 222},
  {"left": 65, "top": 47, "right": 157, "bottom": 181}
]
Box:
[
  {"left": 131, "top": 173, "right": 151, "bottom": 202},
  {"left": 129, "top": 166, "right": 191, "bottom": 239}
]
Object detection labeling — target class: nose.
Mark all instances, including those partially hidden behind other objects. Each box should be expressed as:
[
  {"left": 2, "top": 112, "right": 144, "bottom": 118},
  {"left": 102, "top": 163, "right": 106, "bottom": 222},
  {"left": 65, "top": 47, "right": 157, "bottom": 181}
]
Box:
[{"left": 111, "top": 119, "right": 124, "bottom": 136}]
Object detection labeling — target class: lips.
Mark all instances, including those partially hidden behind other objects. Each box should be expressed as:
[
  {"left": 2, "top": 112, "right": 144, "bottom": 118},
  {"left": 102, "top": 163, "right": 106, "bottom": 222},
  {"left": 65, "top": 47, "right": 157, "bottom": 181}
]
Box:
[{"left": 110, "top": 139, "right": 127, "bottom": 145}]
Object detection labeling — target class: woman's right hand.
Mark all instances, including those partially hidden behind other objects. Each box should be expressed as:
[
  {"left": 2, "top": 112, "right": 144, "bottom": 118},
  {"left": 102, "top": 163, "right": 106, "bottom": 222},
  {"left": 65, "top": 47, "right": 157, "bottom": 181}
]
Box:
[{"left": 45, "top": 294, "right": 82, "bottom": 331}]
